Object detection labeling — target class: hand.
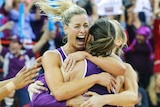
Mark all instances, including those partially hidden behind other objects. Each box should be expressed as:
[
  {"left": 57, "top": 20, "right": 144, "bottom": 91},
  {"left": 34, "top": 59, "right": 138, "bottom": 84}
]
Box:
[
  {"left": 80, "top": 92, "right": 104, "bottom": 107},
  {"left": 33, "top": 57, "right": 42, "bottom": 68},
  {"left": 28, "top": 80, "right": 48, "bottom": 100},
  {"left": 96, "top": 72, "right": 116, "bottom": 93},
  {"left": 13, "top": 65, "right": 40, "bottom": 90},
  {"left": 63, "top": 51, "right": 90, "bottom": 72},
  {"left": 67, "top": 94, "right": 90, "bottom": 107}
]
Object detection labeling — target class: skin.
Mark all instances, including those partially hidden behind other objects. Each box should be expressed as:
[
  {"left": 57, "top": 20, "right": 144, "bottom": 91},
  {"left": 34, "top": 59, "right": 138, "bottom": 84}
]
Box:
[
  {"left": 42, "top": 14, "right": 126, "bottom": 102},
  {"left": 0, "top": 57, "right": 41, "bottom": 101},
  {"left": 80, "top": 63, "right": 138, "bottom": 107},
  {"left": 65, "top": 25, "right": 138, "bottom": 107}
]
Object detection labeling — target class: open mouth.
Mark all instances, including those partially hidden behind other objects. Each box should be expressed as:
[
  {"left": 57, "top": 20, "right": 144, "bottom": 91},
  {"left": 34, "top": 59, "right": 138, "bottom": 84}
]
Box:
[{"left": 76, "top": 36, "right": 85, "bottom": 45}]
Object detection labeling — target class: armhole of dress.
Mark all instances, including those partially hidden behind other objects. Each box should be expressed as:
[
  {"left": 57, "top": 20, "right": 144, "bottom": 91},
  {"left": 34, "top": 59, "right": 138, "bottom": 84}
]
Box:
[
  {"left": 54, "top": 50, "right": 64, "bottom": 64},
  {"left": 61, "top": 47, "right": 67, "bottom": 58},
  {"left": 82, "top": 59, "right": 87, "bottom": 78}
]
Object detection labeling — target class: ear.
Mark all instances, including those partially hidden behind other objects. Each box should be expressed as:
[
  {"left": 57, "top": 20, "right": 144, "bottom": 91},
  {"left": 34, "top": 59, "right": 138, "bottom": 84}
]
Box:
[
  {"left": 63, "top": 25, "right": 68, "bottom": 34},
  {"left": 115, "top": 39, "right": 122, "bottom": 47}
]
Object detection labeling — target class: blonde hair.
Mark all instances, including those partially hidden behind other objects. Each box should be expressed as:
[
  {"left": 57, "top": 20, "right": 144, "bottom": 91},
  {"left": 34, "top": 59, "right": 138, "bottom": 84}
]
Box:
[
  {"left": 34, "top": 0, "right": 87, "bottom": 25},
  {"left": 147, "top": 73, "right": 160, "bottom": 106},
  {"left": 109, "top": 20, "right": 127, "bottom": 56}
]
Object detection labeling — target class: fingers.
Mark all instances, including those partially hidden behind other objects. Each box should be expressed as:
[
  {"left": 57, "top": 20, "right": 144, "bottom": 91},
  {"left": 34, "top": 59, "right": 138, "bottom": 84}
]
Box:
[
  {"left": 64, "top": 55, "right": 73, "bottom": 72},
  {"left": 29, "top": 81, "right": 48, "bottom": 94},
  {"left": 63, "top": 56, "right": 70, "bottom": 70},
  {"left": 32, "top": 57, "right": 42, "bottom": 68},
  {"left": 106, "top": 84, "right": 111, "bottom": 93},
  {"left": 35, "top": 81, "right": 48, "bottom": 91},
  {"left": 84, "top": 91, "right": 97, "bottom": 97},
  {"left": 80, "top": 100, "right": 91, "bottom": 107},
  {"left": 35, "top": 57, "right": 42, "bottom": 63},
  {"left": 19, "top": 66, "right": 27, "bottom": 73},
  {"left": 28, "top": 81, "right": 48, "bottom": 94},
  {"left": 110, "top": 79, "right": 117, "bottom": 90},
  {"left": 36, "top": 80, "right": 44, "bottom": 86},
  {"left": 68, "top": 58, "right": 76, "bottom": 72}
]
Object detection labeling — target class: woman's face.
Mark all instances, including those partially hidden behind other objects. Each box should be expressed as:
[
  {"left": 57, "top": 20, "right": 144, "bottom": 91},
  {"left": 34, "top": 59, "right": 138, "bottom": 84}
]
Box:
[
  {"left": 9, "top": 41, "right": 22, "bottom": 55},
  {"left": 64, "top": 14, "right": 89, "bottom": 51},
  {"left": 136, "top": 34, "right": 146, "bottom": 44}
]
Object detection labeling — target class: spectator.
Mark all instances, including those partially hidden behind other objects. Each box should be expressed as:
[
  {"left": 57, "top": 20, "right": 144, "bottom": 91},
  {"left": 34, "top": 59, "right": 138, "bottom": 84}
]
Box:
[
  {"left": 0, "top": 28, "right": 50, "bottom": 107},
  {"left": 124, "top": 26, "right": 154, "bottom": 89},
  {"left": 0, "top": 57, "right": 41, "bottom": 101},
  {"left": 9, "top": 0, "right": 41, "bottom": 49}
]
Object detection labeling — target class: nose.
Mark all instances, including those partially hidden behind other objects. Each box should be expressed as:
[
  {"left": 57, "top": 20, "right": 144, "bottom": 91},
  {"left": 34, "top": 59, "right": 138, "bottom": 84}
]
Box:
[{"left": 80, "top": 26, "right": 85, "bottom": 33}]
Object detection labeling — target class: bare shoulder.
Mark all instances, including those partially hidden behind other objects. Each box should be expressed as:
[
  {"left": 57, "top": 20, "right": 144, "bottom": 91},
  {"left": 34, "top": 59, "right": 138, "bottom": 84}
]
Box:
[
  {"left": 42, "top": 50, "right": 61, "bottom": 66},
  {"left": 124, "top": 63, "right": 137, "bottom": 79},
  {"left": 43, "top": 50, "right": 59, "bottom": 57}
]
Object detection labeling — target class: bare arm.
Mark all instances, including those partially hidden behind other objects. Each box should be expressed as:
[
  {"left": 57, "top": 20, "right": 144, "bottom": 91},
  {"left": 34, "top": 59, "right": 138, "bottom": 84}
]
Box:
[
  {"left": 42, "top": 51, "right": 115, "bottom": 101},
  {"left": 99, "top": 63, "right": 138, "bottom": 106},
  {"left": 86, "top": 53, "right": 126, "bottom": 76},
  {"left": 0, "top": 62, "right": 40, "bottom": 101},
  {"left": 32, "top": 29, "right": 50, "bottom": 53},
  {"left": 0, "top": 79, "right": 16, "bottom": 101},
  {"left": 0, "top": 79, "right": 12, "bottom": 88},
  {"left": 64, "top": 51, "right": 126, "bottom": 76},
  {"left": 81, "top": 63, "right": 138, "bottom": 107},
  {"left": 102, "top": 63, "right": 138, "bottom": 106}
]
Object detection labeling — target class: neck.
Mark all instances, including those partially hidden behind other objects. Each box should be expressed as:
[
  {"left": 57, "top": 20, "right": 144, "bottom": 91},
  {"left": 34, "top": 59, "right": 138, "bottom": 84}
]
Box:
[
  {"left": 63, "top": 44, "right": 78, "bottom": 55},
  {"left": 112, "top": 47, "right": 117, "bottom": 54}
]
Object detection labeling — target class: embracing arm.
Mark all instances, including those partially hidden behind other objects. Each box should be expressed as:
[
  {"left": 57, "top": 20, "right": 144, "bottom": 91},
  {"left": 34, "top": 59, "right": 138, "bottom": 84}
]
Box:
[
  {"left": 99, "top": 63, "right": 138, "bottom": 106},
  {"left": 64, "top": 51, "right": 126, "bottom": 76},
  {"left": 81, "top": 63, "right": 138, "bottom": 107},
  {"left": 43, "top": 51, "right": 114, "bottom": 101},
  {"left": 86, "top": 53, "right": 126, "bottom": 76}
]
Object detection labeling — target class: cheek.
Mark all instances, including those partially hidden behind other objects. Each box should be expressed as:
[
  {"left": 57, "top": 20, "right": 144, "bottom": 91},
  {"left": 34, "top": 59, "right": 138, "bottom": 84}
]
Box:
[{"left": 85, "top": 27, "right": 89, "bottom": 33}]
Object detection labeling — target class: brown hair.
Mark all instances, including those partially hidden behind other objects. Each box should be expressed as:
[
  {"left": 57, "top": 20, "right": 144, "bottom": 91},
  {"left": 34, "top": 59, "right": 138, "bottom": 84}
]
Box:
[
  {"left": 110, "top": 20, "right": 127, "bottom": 56},
  {"left": 87, "top": 18, "right": 116, "bottom": 57}
]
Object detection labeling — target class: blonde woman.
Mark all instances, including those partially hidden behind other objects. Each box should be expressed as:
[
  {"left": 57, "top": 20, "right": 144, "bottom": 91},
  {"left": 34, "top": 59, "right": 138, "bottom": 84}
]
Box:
[{"left": 29, "top": 0, "right": 126, "bottom": 107}]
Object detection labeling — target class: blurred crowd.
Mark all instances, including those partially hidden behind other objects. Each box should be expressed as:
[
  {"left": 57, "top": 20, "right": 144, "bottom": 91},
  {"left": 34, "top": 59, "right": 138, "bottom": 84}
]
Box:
[{"left": 0, "top": 0, "right": 160, "bottom": 107}]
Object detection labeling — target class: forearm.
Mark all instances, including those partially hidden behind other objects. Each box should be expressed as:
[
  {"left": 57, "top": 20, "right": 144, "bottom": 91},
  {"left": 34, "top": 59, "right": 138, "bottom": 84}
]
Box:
[
  {"left": 33, "top": 30, "right": 48, "bottom": 53},
  {"left": 0, "top": 81, "right": 16, "bottom": 101},
  {"left": 48, "top": 75, "right": 98, "bottom": 101},
  {"left": 102, "top": 91, "right": 137, "bottom": 106},
  {"left": 86, "top": 54, "right": 126, "bottom": 76},
  {"left": 0, "top": 78, "right": 12, "bottom": 87}
]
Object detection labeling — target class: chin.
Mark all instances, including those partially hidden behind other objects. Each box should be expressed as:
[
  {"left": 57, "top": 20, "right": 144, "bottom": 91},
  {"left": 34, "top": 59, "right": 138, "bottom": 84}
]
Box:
[{"left": 77, "top": 45, "right": 85, "bottom": 51}]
